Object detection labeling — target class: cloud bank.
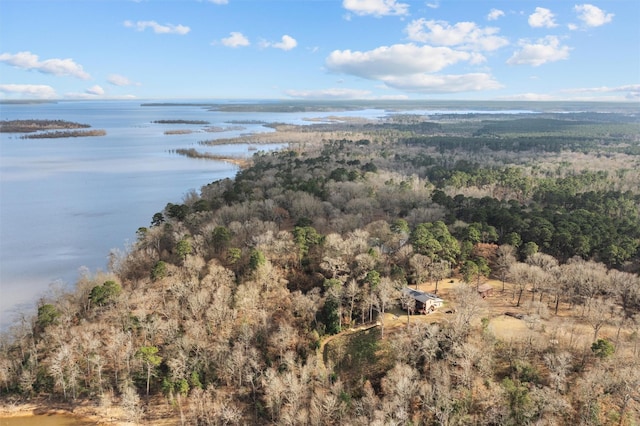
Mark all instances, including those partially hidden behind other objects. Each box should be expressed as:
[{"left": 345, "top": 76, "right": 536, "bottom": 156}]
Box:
[
  {"left": 0, "top": 84, "right": 57, "bottom": 99},
  {"left": 342, "top": 0, "right": 409, "bottom": 17},
  {"left": 107, "top": 74, "right": 140, "bottom": 87},
  {"left": 326, "top": 43, "right": 502, "bottom": 93},
  {"left": 285, "top": 88, "right": 372, "bottom": 99},
  {"left": 507, "top": 36, "right": 570, "bottom": 66},
  {"left": 124, "top": 20, "right": 190, "bottom": 35},
  {"left": 574, "top": 4, "right": 614, "bottom": 27},
  {"left": 0, "top": 51, "right": 90, "bottom": 80},
  {"left": 405, "top": 19, "right": 508, "bottom": 51},
  {"left": 528, "top": 7, "right": 557, "bottom": 28}
]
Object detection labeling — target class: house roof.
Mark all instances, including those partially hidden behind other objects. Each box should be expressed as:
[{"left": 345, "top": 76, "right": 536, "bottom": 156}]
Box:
[{"left": 402, "top": 287, "right": 443, "bottom": 304}]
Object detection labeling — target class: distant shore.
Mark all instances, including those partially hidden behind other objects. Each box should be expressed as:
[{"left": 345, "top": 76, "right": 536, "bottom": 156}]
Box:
[
  {"left": 1, "top": 119, "right": 106, "bottom": 139},
  {"left": 173, "top": 148, "right": 251, "bottom": 168},
  {"left": 0, "top": 119, "right": 91, "bottom": 133}
]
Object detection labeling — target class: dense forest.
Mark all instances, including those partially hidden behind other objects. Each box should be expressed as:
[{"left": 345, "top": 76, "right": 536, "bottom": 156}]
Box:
[{"left": 1, "top": 109, "right": 640, "bottom": 425}]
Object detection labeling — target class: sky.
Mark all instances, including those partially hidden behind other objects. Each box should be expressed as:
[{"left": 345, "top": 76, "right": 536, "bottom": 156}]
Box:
[{"left": 0, "top": 0, "right": 638, "bottom": 102}]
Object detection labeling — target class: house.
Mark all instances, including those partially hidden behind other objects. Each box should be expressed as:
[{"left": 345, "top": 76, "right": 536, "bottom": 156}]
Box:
[
  {"left": 402, "top": 287, "right": 444, "bottom": 314},
  {"left": 477, "top": 283, "right": 494, "bottom": 298}
]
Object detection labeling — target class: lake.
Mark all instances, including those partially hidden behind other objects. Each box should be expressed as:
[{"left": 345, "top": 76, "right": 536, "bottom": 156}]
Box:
[{"left": 0, "top": 414, "right": 94, "bottom": 426}]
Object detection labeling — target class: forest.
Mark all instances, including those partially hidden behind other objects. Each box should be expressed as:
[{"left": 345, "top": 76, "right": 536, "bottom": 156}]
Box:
[{"left": 1, "top": 108, "right": 639, "bottom": 425}]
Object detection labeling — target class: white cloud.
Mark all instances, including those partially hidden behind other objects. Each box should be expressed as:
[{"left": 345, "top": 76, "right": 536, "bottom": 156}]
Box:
[
  {"left": 487, "top": 9, "right": 505, "bottom": 21},
  {"left": 500, "top": 93, "right": 555, "bottom": 101},
  {"left": 326, "top": 43, "right": 502, "bottom": 94},
  {"left": 426, "top": 2, "right": 439, "bottom": 9},
  {"left": 124, "top": 20, "right": 190, "bottom": 35},
  {"left": 220, "top": 32, "right": 250, "bottom": 48},
  {"left": 528, "top": 7, "right": 557, "bottom": 28},
  {"left": 380, "top": 94, "right": 410, "bottom": 100},
  {"left": 107, "top": 74, "right": 140, "bottom": 87},
  {"left": 326, "top": 44, "right": 473, "bottom": 79},
  {"left": 262, "top": 35, "right": 298, "bottom": 51},
  {"left": 381, "top": 73, "right": 502, "bottom": 93},
  {"left": 574, "top": 4, "right": 614, "bottom": 27},
  {"left": 208, "top": 0, "right": 228, "bottom": 4},
  {"left": 507, "top": 36, "right": 570, "bottom": 66},
  {"left": 285, "top": 88, "right": 372, "bottom": 99},
  {"left": 0, "top": 84, "right": 57, "bottom": 99},
  {"left": 85, "top": 85, "right": 105, "bottom": 96},
  {"left": 342, "top": 0, "right": 409, "bottom": 17},
  {"left": 64, "top": 92, "right": 137, "bottom": 100},
  {"left": 0, "top": 51, "right": 90, "bottom": 80},
  {"left": 562, "top": 84, "right": 640, "bottom": 97},
  {"left": 405, "top": 19, "right": 508, "bottom": 51},
  {"left": 504, "top": 85, "right": 640, "bottom": 102}
]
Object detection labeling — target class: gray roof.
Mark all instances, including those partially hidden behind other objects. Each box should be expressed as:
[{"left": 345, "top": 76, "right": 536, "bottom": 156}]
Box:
[{"left": 402, "top": 287, "right": 443, "bottom": 304}]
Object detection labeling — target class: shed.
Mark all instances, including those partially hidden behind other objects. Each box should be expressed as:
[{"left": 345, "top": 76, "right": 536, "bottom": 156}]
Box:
[
  {"left": 402, "top": 288, "right": 444, "bottom": 314},
  {"left": 477, "top": 283, "right": 494, "bottom": 298}
]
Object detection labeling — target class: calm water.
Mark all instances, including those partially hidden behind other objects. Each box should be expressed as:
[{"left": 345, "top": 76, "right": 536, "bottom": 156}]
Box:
[{"left": 0, "top": 415, "right": 94, "bottom": 426}]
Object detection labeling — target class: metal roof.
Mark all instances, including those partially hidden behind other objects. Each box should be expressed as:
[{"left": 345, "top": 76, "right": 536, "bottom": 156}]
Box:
[{"left": 402, "top": 287, "right": 443, "bottom": 304}]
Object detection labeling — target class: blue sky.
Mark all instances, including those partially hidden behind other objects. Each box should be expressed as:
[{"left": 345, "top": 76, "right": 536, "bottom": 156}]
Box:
[{"left": 0, "top": 0, "right": 638, "bottom": 101}]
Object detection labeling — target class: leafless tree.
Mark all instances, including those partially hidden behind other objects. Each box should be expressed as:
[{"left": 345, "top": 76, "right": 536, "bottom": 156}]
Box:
[
  {"left": 543, "top": 351, "right": 572, "bottom": 393},
  {"left": 608, "top": 269, "right": 640, "bottom": 317},
  {"left": 584, "top": 298, "right": 616, "bottom": 341},
  {"left": 409, "top": 254, "right": 432, "bottom": 288},
  {"left": 509, "top": 262, "right": 533, "bottom": 307},
  {"left": 343, "top": 280, "right": 359, "bottom": 327},
  {"left": 376, "top": 277, "right": 399, "bottom": 338},
  {"left": 495, "top": 244, "right": 516, "bottom": 292},
  {"left": 431, "top": 259, "right": 451, "bottom": 295}
]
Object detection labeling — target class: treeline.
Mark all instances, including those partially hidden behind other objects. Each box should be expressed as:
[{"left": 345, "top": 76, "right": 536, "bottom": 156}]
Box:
[
  {"left": 152, "top": 120, "right": 209, "bottom": 125},
  {"left": 19, "top": 129, "right": 106, "bottom": 139},
  {"left": 0, "top": 119, "right": 91, "bottom": 133},
  {"left": 1, "top": 112, "right": 639, "bottom": 424}
]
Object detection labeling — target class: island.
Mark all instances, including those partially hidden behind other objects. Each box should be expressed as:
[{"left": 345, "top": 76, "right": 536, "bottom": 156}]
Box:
[
  {"left": 151, "top": 119, "right": 210, "bottom": 125},
  {"left": 0, "top": 119, "right": 106, "bottom": 138}
]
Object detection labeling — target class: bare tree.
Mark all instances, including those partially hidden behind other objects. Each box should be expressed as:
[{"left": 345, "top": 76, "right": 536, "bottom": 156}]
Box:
[
  {"left": 343, "top": 280, "right": 359, "bottom": 327},
  {"left": 495, "top": 244, "right": 516, "bottom": 292},
  {"left": 543, "top": 351, "right": 572, "bottom": 393},
  {"left": 447, "top": 284, "right": 487, "bottom": 344},
  {"left": 608, "top": 269, "right": 640, "bottom": 316},
  {"left": 409, "top": 254, "right": 432, "bottom": 289},
  {"left": 380, "top": 363, "right": 419, "bottom": 425},
  {"left": 431, "top": 259, "right": 451, "bottom": 295},
  {"left": 508, "top": 262, "right": 532, "bottom": 307},
  {"left": 400, "top": 291, "right": 416, "bottom": 325},
  {"left": 584, "top": 298, "right": 616, "bottom": 341},
  {"left": 526, "top": 252, "right": 558, "bottom": 303},
  {"left": 376, "top": 277, "right": 399, "bottom": 338},
  {"left": 564, "top": 257, "right": 608, "bottom": 313}
]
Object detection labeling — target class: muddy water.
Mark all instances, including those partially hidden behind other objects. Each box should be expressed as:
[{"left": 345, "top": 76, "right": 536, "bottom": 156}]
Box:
[{"left": 0, "top": 415, "right": 94, "bottom": 426}]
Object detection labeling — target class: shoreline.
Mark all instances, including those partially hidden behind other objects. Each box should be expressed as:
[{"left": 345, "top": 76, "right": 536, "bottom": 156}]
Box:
[
  {"left": 0, "top": 400, "right": 112, "bottom": 424},
  {"left": 0, "top": 397, "right": 177, "bottom": 425}
]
